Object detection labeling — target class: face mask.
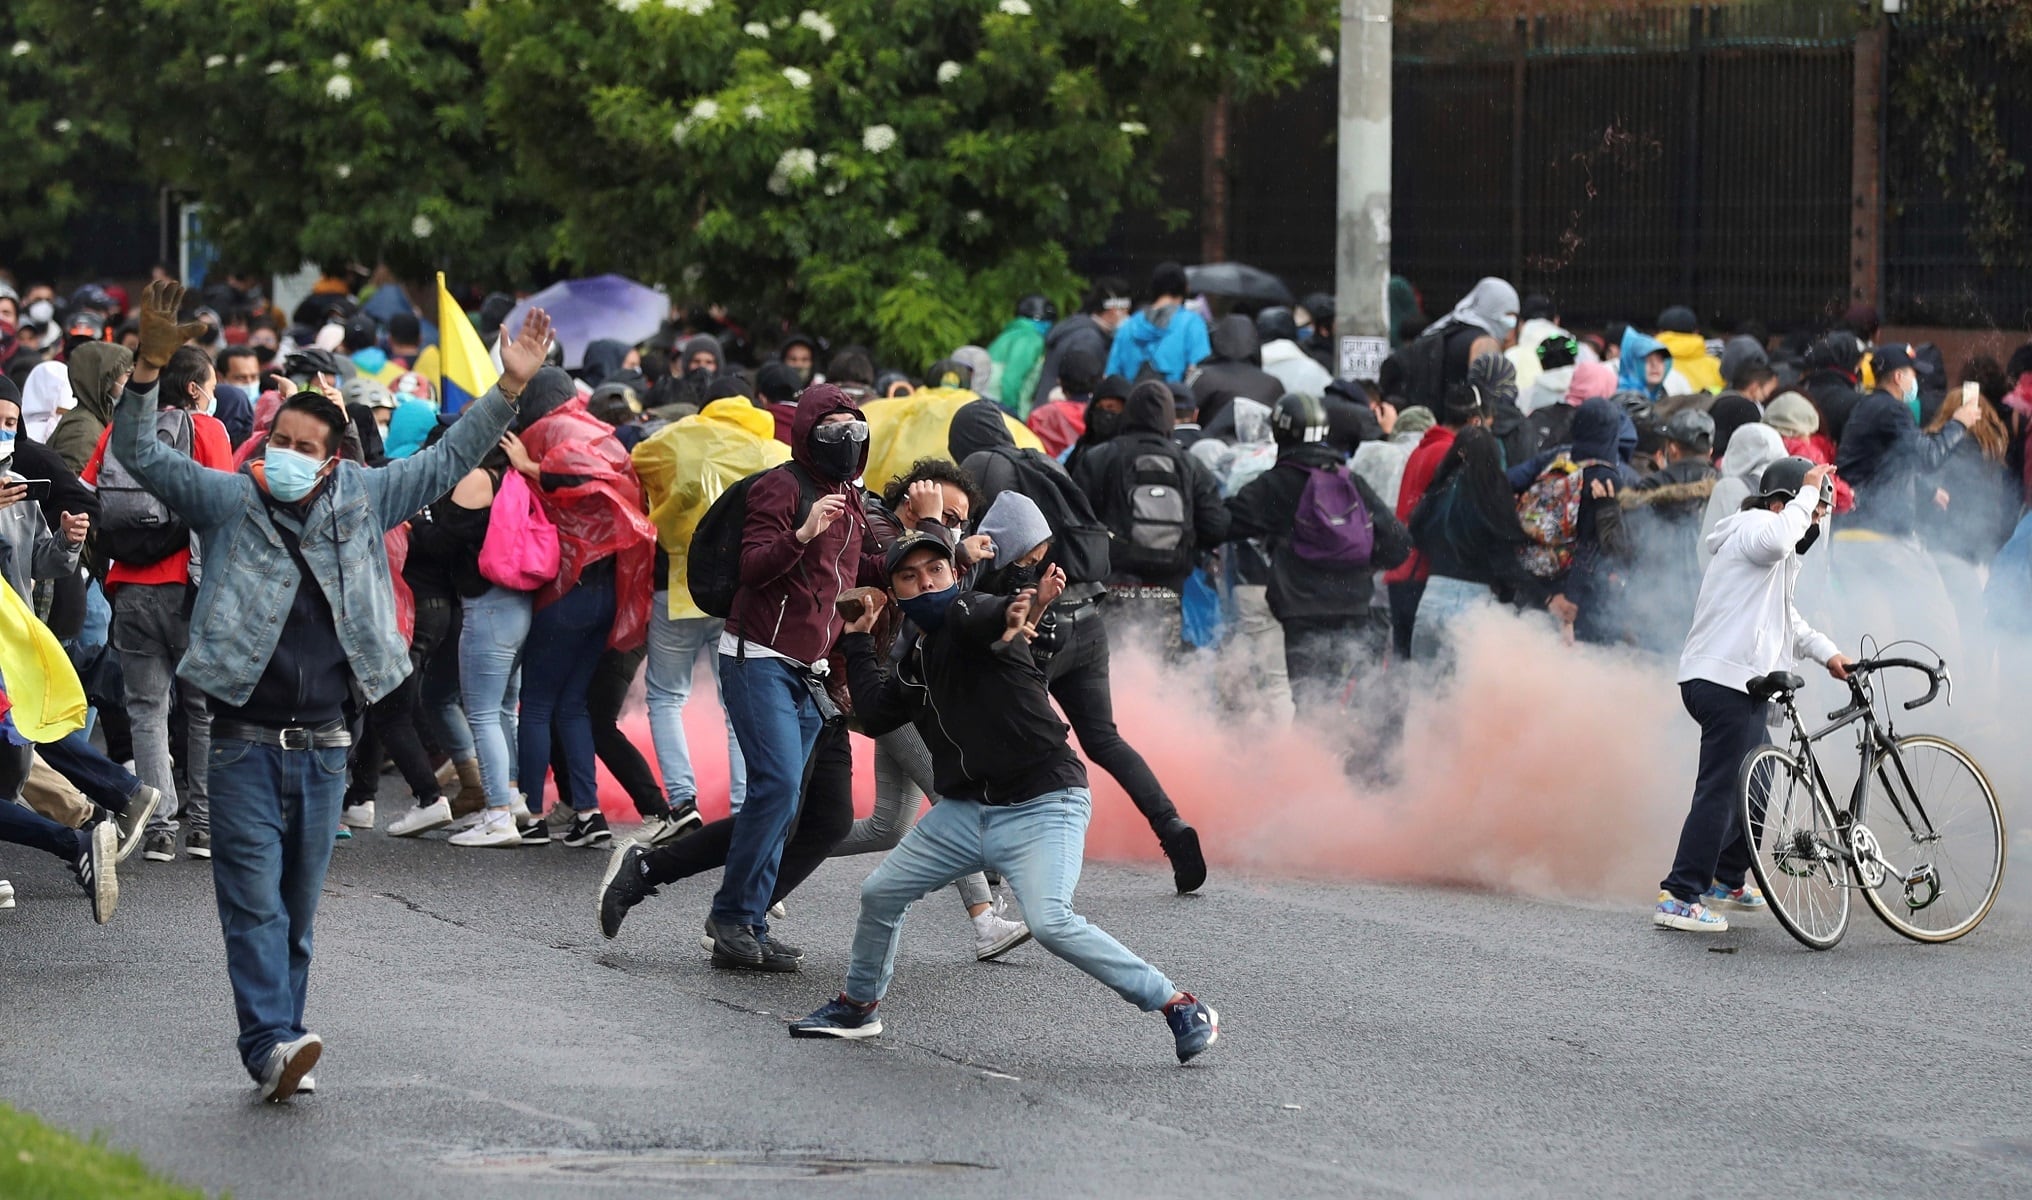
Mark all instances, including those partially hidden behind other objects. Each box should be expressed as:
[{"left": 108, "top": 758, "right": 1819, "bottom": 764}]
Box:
[
  {"left": 807, "top": 418, "right": 868, "bottom": 482},
  {"left": 1902, "top": 381, "right": 1920, "bottom": 421},
  {"left": 1795, "top": 522, "right": 1822, "bottom": 556},
  {"left": 999, "top": 561, "right": 1043, "bottom": 591},
  {"left": 25, "top": 300, "right": 52, "bottom": 326},
  {"left": 263, "top": 444, "right": 330, "bottom": 501},
  {"left": 1500, "top": 314, "right": 1518, "bottom": 335},
  {"left": 1086, "top": 406, "right": 1124, "bottom": 441},
  {"left": 0, "top": 428, "right": 14, "bottom": 466},
  {"left": 897, "top": 583, "right": 959, "bottom": 632}
]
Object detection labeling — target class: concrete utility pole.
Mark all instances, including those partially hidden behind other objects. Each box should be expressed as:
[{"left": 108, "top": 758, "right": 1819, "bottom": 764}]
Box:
[{"left": 1334, "top": 0, "right": 1392, "bottom": 380}]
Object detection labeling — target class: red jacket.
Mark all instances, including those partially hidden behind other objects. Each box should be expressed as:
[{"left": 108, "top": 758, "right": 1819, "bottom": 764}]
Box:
[
  {"left": 727, "top": 385, "right": 885, "bottom": 667},
  {"left": 1384, "top": 424, "right": 1457, "bottom": 585}
]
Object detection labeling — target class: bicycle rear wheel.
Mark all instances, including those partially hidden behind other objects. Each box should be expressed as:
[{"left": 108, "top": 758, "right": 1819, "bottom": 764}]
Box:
[
  {"left": 1857, "top": 735, "right": 2004, "bottom": 943},
  {"left": 1740, "top": 745, "right": 1851, "bottom": 950}
]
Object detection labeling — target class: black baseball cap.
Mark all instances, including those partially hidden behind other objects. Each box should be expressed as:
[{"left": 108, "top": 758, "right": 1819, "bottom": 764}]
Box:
[
  {"left": 883, "top": 529, "right": 954, "bottom": 578},
  {"left": 1872, "top": 343, "right": 1916, "bottom": 374}
]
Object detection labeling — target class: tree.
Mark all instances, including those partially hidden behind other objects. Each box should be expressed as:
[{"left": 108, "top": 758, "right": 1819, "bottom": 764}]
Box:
[
  {"left": 477, "top": 0, "right": 1332, "bottom": 367},
  {"left": 0, "top": 12, "right": 142, "bottom": 270}
]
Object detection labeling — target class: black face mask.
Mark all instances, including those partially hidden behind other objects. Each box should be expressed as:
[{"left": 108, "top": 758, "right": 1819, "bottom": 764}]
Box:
[
  {"left": 1795, "top": 522, "right": 1822, "bottom": 556},
  {"left": 980, "top": 560, "right": 1041, "bottom": 595},
  {"left": 1086, "top": 406, "right": 1124, "bottom": 442},
  {"left": 807, "top": 437, "right": 861, "bottom": 482}
]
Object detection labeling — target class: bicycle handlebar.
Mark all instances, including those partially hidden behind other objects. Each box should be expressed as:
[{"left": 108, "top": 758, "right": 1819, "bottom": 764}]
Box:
[{"left": 1844, "top": 656, "right": 1947, "bottom": 712}]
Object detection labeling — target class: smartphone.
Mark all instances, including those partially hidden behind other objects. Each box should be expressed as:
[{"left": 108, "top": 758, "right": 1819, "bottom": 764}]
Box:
[
  {"left": 1963, "top": 381, "right": 1980, "bottom": 407},
  {"left": 8, "top": 478, "right": 52, "bottom": 502}
]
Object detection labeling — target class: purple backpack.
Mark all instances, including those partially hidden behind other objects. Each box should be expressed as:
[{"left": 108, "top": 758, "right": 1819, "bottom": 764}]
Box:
[{"left": 1289, "top": 464, "right": 1375, "bottom": 569}]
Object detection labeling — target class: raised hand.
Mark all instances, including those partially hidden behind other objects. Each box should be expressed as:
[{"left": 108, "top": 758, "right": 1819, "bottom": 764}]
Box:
[
  {"left": 1001, "top": 590, "right": 1035, "bottom": 643},
  {"left": 135, "top": 278, "right": 211, "bottom": 372},
  {"left": 797, "top": 493, "right": 847, "bottom": 544},
  {"left": 498, "top": 308, "right": 553, "bottom": 398}
]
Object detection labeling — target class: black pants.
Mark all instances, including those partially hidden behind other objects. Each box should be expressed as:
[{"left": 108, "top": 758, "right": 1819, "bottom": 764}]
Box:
[
  {"left": 348, "top": 600, "right": 454, "bottom": 807},
  {"left": 1043, "top": 608, "right": 1182, "bottom": 837},
  {"left": 552, "top": 645, "right": 668, "bottom": 819},
  {"left": 1386, "top": 579, "right": 1424, "bottom": 662},
  {"left": 1282, "top": 615, "right": 1374, "bottom": 716},
  {"left": 1661, "top": 679, "right": 1770, "bottom": 903},
  {"left": 639, "top": 721, "right": 853, "bottom": 901}
]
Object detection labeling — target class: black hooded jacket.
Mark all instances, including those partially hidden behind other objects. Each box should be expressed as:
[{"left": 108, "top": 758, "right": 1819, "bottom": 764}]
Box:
[
  {"left": 580, "top": 339, "right": 632, "bottom": 388},
  {"left": 1225, "top": 442, "right": 1409, "bottom": 622},
  {"left": 1032, "top": 314, "right": 1113, "bottom": 410},
  {"left": 949, "top": 398, "right": 1112, "bottom": 591},
  {"left": 1069, "top": 383, "right": 1229, "bottom": 588},
  {"left": 1188, "top": 315, "right": 1283, "bottom": 432}
]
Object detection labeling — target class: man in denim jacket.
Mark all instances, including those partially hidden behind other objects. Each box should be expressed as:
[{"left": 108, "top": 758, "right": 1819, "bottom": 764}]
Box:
[{"left": 110, "top": 280, "right": 553, "bottom": 1102}]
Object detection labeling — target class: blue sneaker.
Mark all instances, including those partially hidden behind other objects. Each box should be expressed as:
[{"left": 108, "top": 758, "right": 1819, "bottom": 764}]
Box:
[
  {"left": 789, "top": 996, "right": 883, "bottom": 1040},
  {"left": 1163, "top": 993, "right": 1219, "bottom": 1063},
  {"left": 1653, "top": 890, "right": 1728, "bottom": 932},
  {"left": 1703, "top": 882, "right": 1766, "bottom": 912}
]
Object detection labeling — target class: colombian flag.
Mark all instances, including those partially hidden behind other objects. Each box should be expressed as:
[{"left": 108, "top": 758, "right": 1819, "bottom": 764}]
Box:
[{"left": 434, "top": 273, "right": 498, "bottom": 415}]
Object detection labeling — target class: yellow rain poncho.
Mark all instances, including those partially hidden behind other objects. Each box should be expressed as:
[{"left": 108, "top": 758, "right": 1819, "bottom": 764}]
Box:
[
  {"left": 0, "top": 579, "right": 87, "bottom": 743},
  {"left": 631, "top": 399, "right": 792, "bottom": 619},
  {"left": 860, "top": 387, "right": 1042, "bottom": 495}
]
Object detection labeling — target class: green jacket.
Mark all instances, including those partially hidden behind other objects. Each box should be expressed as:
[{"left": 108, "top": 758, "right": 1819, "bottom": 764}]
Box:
[{"left": 984, "top": 318, "right": 1047, "bottom": 420}]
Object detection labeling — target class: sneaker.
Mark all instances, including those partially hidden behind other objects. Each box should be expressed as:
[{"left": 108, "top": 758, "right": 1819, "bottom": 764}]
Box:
[
  {"left": 598, "top": 842, "right": 657, "bottom": 939},
  {"left": 702, "top": 916, "right": 803, "bottom": 960},
  {"left": 1653, "top": 890, "right": 1729, "bottom": 933},
  {"left": 334, "top": 824, "right": 351, "bottom": 841},
  {"left": 659, "top": 803, "right": 704, "bottom": 844},
  {"left": 297, "top": 1074, "right": 315, "bottom": 1095},
  {"left": 257, "top": 1033, "right": 322, "bottom": 1102},
  {"left": 340, "top": 801, "right": 376, "bottom": 830},
  {"left": 73, "top": 822, "right": 118, "bottom": 925},
  {"left": 448, "top": 809, "right": 524, "bottom": 848},
  {"left": 562, "top": 811, "right": 612, "bottom": 848},
  {"left": 518, "top": 819, "right": 553, "bottom": 846},
  {"left": 388, "top": 797, "right": 454, "bottom": 838},
  {"left": 1160, "top": 823, "right": 1207, "bottom": 895},
  {"left": 768, "top": 900, "right": 788, "bottom": 922},
  {"left": 705, "top": 918, "right": 801, "bottom": 971},
  {"left": 1164, "top": 993, "right": 1220, "bottom": 1063},
  {"left": 114, "top": 785, "right": 162, "bottom": 863},
  {"left": 142, "top": 830, "right": 177, "bottom": 863},
  {"left": 185, "top": 829, "right": 212, "bottom": 860},
  {"left": 789, "top": 995, "right": 883, "bottom": 1040},
  {"left": 0, "top": 879, "right": 14, "bottom": 909},
  {"left": 545, "top": 802, "right": 576, "bottom": 831},
  {"left": 1703, "top": 881, "right": 1767, "bottom": 912},
  {"left": 972, "top": 909, "right": 1032, "bottom": 962}
]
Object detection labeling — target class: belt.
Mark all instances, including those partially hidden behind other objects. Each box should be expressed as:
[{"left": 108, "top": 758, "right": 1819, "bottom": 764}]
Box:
[
  {"left": 1107, "top": 585, "right": 1180, "bottom": 601},
  {"left": 213, "top": 719, "right": 353, "bottom": 751}
]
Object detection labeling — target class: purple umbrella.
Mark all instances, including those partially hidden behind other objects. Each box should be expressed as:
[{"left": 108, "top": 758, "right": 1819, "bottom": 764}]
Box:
[{"left": 504, "top": 275, "right": 670, "bottom": 370}]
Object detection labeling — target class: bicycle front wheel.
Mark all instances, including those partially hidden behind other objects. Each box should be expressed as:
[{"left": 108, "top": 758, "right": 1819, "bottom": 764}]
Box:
[
  {"left": 1740, "top": 745, "right": 1851, "bottom": 950},
  {"left": 1857, "top": 735, "right": 2005, "bottom": 943}
]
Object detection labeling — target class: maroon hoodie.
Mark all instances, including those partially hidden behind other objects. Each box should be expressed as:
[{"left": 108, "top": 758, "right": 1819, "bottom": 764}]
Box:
[{"left": 726, "top": 383, "right": 885, "bottom": 666}]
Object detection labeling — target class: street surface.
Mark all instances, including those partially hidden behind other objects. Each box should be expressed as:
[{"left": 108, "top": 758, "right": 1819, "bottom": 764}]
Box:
[{"left": 4, "top": 784, "right": 2032, "bottom": 1199}]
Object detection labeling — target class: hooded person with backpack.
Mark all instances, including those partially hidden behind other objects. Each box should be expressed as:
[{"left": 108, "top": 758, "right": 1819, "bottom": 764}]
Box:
[
  {"left": 1508, "top": 395, "right": 1631, "bottom": 645},
  {"left": 948, "top": 395, "right": 1209, "bottom": 894},
  {"left": 1225, "top": 393, "right": 1410, "bottom": 715}
]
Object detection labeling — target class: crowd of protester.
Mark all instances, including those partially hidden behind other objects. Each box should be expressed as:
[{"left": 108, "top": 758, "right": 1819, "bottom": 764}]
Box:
[{"left": 3, "top": 255, "right": 2027, "bottom": 1092}]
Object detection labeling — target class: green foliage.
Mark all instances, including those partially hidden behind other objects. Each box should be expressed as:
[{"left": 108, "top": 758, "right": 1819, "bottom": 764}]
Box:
[
  {"left": 0, "top": 13, "right": 138, "bottom": 262},
  {"left": 0, "top": 1102, "right": 208, "bottom": 1200}
]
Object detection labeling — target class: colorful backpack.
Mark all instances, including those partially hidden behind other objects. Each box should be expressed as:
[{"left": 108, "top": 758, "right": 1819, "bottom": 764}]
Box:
[{"left": 1515, "top": 456, "right": 1608, "bottom": 578}]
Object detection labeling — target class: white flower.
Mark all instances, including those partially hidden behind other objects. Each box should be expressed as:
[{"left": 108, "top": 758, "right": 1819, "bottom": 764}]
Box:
[
  {"left": 743, "top": 21, "right": 769, "bottom": 37},
  {"left": 53, "top": 119, "right": 72, "bottom": 134},
  {"left": 265, "top": 60, "right": 287, "bottom": 74},
  {"left": 1118, "top": 120, "right": 1147, "bottom": 136},
  {"left": 797, "top": 9, "right": 835, "bottom": 41},
  {"left": 663, "top": 0, "right": 712, "bottom": 13},
  {"left": 771, "top": 15, "right": 790, "bottom": 28},
  {"left": 611, "top": 0, "right": 643, "bottom": 9},
  {"left": 782, "top": 66, "right": 811, "bottom": 89},
  {"left": 742, "top": 103, "right": 765, "bottom": 121},
  {"left": 767, "top": 146, "right": 818, "bottom": 194},
  {"left": 964, "top": 209, "right": 985, "bottom": 225},
  {"left": 411, "top": 214, "right": 435, "bottom": 239},
  {"left": 9, "top": 41, "right": 29, "bottom": 58},
  {"left": 331, "top": 52, "right": 351, "bottom": 69},
  {"left": 671, "top": 119, "right": 692, "bottom": 144},
  {"left": 998, "top": 0, "right": 1030, "bottom": 14},
  {"left": 335, "top": 163, "right": 353, "bottom": 179},
  {"left": 204, "top": 54, "right": 227, "bottom": 69},
  {"left": 861, "top": 123, "right": 896, "bottom": 153},
  {"left": 1120, "top": 0, "right": 1136, "bottom": 6},
  {"left": 234, "top": 54, "right": 246, "bottom": 66},
  {"left": 690, "top": 98, "right": 719, "bottom": 121},
  {"left": 1317, "top": 46, "right": 1334, "bottom": 65},
  {"left": 823, "top": 181, "right": 842, "bottom": 196},
  {"left": 325, "top": 73, "right": 353, "bottom": 101},
  {"left": 369, "top": 38, "right": 391, "bottom": 59},
  {"left": 883, "top": 219, "right": 904, "bottom": 239},
  {"left": 1188, "top": 42, "right": 1204, "bottom": 57},
  {"left": 936, "top": 60, "right": 961, "bottom": 84}
]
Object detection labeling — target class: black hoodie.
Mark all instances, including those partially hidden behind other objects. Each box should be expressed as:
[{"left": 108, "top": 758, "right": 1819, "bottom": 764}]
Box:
[
  {"left": 949, "top": 398, "right": 1112, "bottom": 589},
  {"left": 1070, "top": 382, "right": 1230, "bottom": 588},
  {"left": 1188, "top": 315, "right": 1283, "bottom": 432},
  {"left": 1032, "top": 314, "right": 1113, "bottom": 410},
  {"left": 1225, "top": 443, "right": 1409, "bottom": 622}
]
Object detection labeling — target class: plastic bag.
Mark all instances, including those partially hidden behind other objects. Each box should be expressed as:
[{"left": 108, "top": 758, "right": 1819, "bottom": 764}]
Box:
[
  {"left": 630, "top": 400, "right": 791, "bottom": 618},
  {"left": 861, "top": 386, "right": 1043, "bottom": 495}
]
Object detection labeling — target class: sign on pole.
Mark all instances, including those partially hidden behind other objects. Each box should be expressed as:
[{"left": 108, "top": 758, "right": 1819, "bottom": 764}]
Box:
[{"left": 1338, "top": 334, "right": 1388, "bottom": 382}]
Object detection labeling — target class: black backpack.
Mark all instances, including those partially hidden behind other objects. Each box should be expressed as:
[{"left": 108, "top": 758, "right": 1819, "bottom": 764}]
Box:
[
  {"left": 98, "top": 407, "right": 194, "bottom": 566},
  {"left": 991, "top": 446, "right": 1112, "bottom": 585},
  {"left": 685, "top": 462, "right": 819, "bottom": 618},
  {"left": 1394, "top": 327, "right": 1451, "bottom": 411},
  {"left": 1106, "top": 441, "right": 1195, "bottom": 579}
]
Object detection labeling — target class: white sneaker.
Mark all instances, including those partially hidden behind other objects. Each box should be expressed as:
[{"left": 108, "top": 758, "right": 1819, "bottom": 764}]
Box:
[
  {"left": 633, "top": 816, "right": 673, "bottom": 845},
  {"left": 0, "top": 879, "right": 13, "bottom": 909},
  {"left": 445, "top": 810, "right": 483, "bottom": 834},
  {"left": 258, "top": 1033, "right": 322, "bottom": 1102},
  {"left": 388, "top": 798, "right": 453, "bottom": 838},
  {"left": 340, "top": 802, "right": 376, "bottom": 830},
  {"left": 769, "top": 901, "right": 787, "bottom": 921},
  {"left": 972, "top": 910, "right": 1032, "bottom": 962},
  {"left": 297, "top": 1074, "right": 315, "bottom": 1095},
  {"left": 449, "top": 809, "right": 523, "bottom": 848}
]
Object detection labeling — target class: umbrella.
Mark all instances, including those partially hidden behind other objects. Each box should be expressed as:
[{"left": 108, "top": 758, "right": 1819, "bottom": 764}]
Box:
[
  {"left": 504, "top": 275, "right": 670, "bottom": 370},
  {"left": 1185, "top": 262, "right": 1294, "bottom": 308}
]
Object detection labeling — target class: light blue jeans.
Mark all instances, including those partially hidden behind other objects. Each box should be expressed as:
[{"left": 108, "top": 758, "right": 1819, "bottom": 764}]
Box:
[
  {"left": 460, "top": 586, "right": 531, "bottom": 809},
  {"left": 1410, "top": 575, "right": 1492, "bottom": 662},
  {"left": 844, "top": 787, "right": 1176, "bottom": 1010},
  {"left": 645, "top": 596, "right": 746, "bottom": 813}
]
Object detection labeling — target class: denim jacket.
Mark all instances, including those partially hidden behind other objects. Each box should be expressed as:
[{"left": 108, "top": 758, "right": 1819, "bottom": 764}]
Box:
[{"left": 110, "top": 380, "right": 517, "bottom": 705}]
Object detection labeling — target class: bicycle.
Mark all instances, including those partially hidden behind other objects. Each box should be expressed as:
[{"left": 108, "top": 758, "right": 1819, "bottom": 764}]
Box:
[{"left": 1736, "top": 651, "right": 2005, "bottom": 950}]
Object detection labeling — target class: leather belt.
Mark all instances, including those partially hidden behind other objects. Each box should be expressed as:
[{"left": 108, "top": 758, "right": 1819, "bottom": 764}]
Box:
[
  {"left": 213, "top": 719, "right": 353, "bottom": 751},
  {"left": 1107, "top": 585, "right": 1181, "bottom": 601}
]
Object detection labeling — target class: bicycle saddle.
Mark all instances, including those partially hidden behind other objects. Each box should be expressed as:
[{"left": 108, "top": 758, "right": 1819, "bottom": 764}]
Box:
[{"left": 1745, "top": 670, "right": 1805, "bottom": 701}]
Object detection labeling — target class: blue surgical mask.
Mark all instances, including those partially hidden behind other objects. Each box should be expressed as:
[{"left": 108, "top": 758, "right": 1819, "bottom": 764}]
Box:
[
  {"left": 0, "top": 428, "right": 13, "bottom": 469},
  {"left": 896, "top": 584, "right": 959, "bottom": 632},
  {"left": 1902, "top": 380, "right": 1920, "bottom": 421},
  {"left": 263, "top": 444, "right": 330, "bottom": 501}
]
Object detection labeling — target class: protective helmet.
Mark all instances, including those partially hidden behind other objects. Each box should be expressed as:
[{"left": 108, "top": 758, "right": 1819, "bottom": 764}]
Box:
[
  {"left": 1255, "top": 306, "right": 1300, "bottom": 344},
  {"left": 1271, "top": 392, "right": 1329, "bottom": 446},
  {"left": 1016, "top": 293, "right": 1057, "bottom": 323},
  {"left": 1751, "top": 456, "right": 1816, "bottom": 505}
]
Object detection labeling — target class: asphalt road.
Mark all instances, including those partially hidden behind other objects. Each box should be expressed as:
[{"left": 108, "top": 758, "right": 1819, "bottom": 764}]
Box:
[{"left": 5, "top": 785, "right": 2032, "bottom": 1200}]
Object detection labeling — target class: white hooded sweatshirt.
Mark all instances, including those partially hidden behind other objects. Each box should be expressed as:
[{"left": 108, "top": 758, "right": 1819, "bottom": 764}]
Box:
[{"left": 1678, "top": 486, "right": 1839, "bottom": 692}]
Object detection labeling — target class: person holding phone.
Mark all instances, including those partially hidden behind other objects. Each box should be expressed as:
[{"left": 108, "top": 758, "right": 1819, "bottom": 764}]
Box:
[{"left": 0, "top": 388, "right": 89, "bottom": 603}]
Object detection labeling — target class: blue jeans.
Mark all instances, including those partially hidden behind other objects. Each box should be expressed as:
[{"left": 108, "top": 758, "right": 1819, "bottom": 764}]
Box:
[
  {"left": 38, "top": 729, "right": 143, "bottom": 812},
  {"left": 460, "top": 587, "right": 530, "bottom": 809},
  {"left": 207, "top": 737, "right": 349, "bottom": 1079},
  {"left": 1409, "top": 576, "right": 1491, "bottom": 662},
  {"left": 711, "top": 652, "right": 822, "bottom": 928},
  {"left": 517, "top": 577, "right": 616, "bottom": 813},
  {"left": 644, "top": 597, "right": 746, "bottom": 812},
  {"left": 845, "top": 788, "right": 1174, "bottom": 1009}
]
